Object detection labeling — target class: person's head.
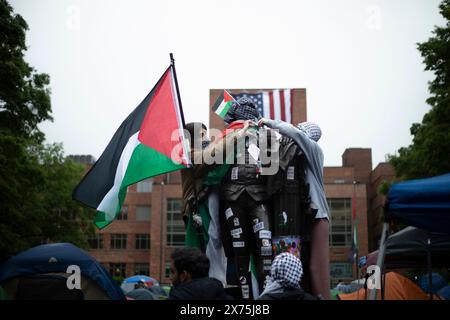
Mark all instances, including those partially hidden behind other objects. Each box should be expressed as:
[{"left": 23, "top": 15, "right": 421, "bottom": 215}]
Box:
[
  {"left": 271, "top": 252, "right": 303, "bottom": 289},
  {"left": 170, "top": 247, "right": 210, "bottom": 286},
  {"left": 224, "top": 96, "right": 261, "bottom": 124},
  {"left": 185, "top": 122, "right": 209, "bottom": 150},
  {"left": 134, "top": 280, "right": 147, "bottom": 289},
  {"left": 296, "top": 121, "right": 322, "bottom": 142}
]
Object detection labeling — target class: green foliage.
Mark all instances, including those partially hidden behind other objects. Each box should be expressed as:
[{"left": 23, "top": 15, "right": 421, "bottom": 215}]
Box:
[
  {"left": 0, "top": 0, "right": 94, "bottom": 262},
  {"left": 389, "top": 0, "right": 450, "bottom": 180},
  {"left": 0, "top": 139, "right": 95, "bottom": 261},
  {"left": 0, "top": 0, "right": 52, "bottom": 143},
  {"left": 377, "top": 180, "right": 392, "bottom": 196}
]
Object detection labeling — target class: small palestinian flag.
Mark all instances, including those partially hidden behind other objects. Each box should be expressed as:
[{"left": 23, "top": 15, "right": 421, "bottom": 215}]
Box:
[
  {"left": 73, "top": 65, "right": 190, "bottom": 229},
  {"left": 212, "top": 89, "right": 236, "bottom": 119}
]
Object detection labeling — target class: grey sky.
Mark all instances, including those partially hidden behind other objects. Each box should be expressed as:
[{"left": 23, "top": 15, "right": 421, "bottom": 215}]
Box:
[{"left": 11, "top": 0, "right": 444, "bottom": 167}]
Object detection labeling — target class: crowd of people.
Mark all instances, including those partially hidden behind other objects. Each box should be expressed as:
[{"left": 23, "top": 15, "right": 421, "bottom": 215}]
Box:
[
  {"left": 122, "top": 247, "right": 315, "bottom": 300},
  {"left": 166, "top": 247, "right": 316, "bottom": 300}
]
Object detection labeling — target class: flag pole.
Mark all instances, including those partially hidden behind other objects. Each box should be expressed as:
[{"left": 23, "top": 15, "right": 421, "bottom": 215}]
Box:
[
  {"left": 170, "top": 53, "right": 187, "bottom": 128},
  {"left": 352, "top": 181, "right": 359, "bottom": 288},
  {"left": 170, "top": 53, "right": 192, "bottom": 169},
  {"left": 170, "top": 53, "right": 205, "bottom": 252}
]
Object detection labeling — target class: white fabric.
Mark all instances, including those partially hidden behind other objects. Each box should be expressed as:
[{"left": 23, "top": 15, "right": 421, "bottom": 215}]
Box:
[
  {"left": 97, "top": 132, "right": 140, "bottom": 220},
  {"left": 259, "top": 279, "right": 284, "bottom": 297},
  {"left": 206, "top": 187, "right": 228, "bottom": 285}
]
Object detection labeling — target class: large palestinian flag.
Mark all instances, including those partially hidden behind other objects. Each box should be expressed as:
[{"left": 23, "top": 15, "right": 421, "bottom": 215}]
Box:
[{"left": 73, "top": 65, "right": 190, "bottom": 229}]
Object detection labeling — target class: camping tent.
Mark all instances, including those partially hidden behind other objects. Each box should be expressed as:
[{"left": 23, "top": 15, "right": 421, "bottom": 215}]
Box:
[
  {"left": 369, "top": 173, "right": 450, "bottom": 300},
  {"left": 0, "top": 243, "right": 125, "bottom": 300},
  {"left": 367, "top": 226, "right": 450, "bottom": 269},
  {"left": 338, "top": 272, "right": 443, "bottom": 300}
]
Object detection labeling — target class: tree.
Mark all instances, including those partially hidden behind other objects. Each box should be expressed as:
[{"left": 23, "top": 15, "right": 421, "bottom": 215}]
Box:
[
  {"left": 0, "top": 0, "right": 94, "bottom": 262},
  {"left": 0, "top": 0, "right": 52, "bottom": 142},
  {"left": 389, "top": 0, "right": 450, "bottom": 180}
]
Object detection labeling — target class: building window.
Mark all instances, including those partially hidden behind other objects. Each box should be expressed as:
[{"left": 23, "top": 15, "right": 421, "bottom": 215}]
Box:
[
  {"left": 109, "top": 263, "right": 126, "bottom": 278},
  {"left": 137, "top": 178, "right": 153, "bottom": 193},
  {"left": 328, "top": 198, "right": 352, "bottom": 247},
  {"left": 165, "top": 261, "right": 172, "bottom": 279},
  {"left": 166, "top": 172, "right": 181, "bottom": 184},
  {"left": 136, "top": 205, "right": 151, "bottom": 221},
  {"left": 117, "top": 205, "right": 128, "bottom": 220},
  {"left": 166, "top": 199, "right": 185, "bottom": 246},
  {"left": 330, "top": 262, "right": 353, "bottom": 287},
  {"left": 134, "top": 263, "right": 150, "bottom": 276},
  {"left": 135, "top": 234, "right": 150, "bottom": 249},
  {"left": 88, "top": 234, "right": 103, "bottom": 249},
  {"left": 110, "top": 234, "right": 127, "bottom": 249}
]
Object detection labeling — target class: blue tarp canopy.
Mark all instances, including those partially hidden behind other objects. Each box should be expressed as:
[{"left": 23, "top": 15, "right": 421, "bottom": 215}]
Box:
[
  {"left": 385, "top": 173, "right": 450, "bottom": 234},
  {"left": 0, "top": 243, "right": 125, "bottom": 300}
]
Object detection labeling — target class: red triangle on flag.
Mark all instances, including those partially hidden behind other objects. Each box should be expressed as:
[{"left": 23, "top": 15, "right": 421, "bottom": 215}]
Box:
[
  {"left": 223, "top": 90, "right": 234, "bottom": 102},
  {"left": 138, "top": 67, "right": 187, "bottom": 165}
]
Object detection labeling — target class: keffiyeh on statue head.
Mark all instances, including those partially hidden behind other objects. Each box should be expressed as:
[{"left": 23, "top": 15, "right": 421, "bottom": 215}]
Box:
[
  {"left": 297, "top": 121, "right": 322, "bottom": 142},
  {"left": 223, "top": 96, "right": 262, "bottom": 124},
  {"left": 270, "top": 252, "right": 303, "bottom": 289}
]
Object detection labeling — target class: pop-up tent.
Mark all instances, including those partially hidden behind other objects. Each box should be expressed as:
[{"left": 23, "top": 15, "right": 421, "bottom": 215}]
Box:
[
  {"left": 369, "top": 173, "right": 450, "bottom": 300},
  {"left": 385, "top": 173, "right": 450, "bottom": 234},
  {"left": 0, "top": 243, "right": 125, "bottom": 300},
  {"left": 367, "top": 226, "right": 450, "bottom": 269}
]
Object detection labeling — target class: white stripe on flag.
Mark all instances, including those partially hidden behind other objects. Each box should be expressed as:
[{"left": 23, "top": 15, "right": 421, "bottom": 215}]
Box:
[
  {"left": 284, "top": 89, "right": 291, "bottom": 124},
  {"left": 262, "top": 92, "right": 270, "bottom": 119},
  {"left": 273, "top": 89, "right": 281, "bottom": 120},
  {"left": 97, "top": 132, "right": 140, "bottom": 220}
]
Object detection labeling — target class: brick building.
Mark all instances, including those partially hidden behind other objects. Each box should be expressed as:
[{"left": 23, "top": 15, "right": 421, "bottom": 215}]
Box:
[{"left": 82, "top": 88, "right": 395, "bottom": 287}]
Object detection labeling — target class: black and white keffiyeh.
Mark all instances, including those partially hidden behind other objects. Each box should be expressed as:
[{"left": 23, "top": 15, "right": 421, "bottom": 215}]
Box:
[
  {"left": 271, "top": 252, "right": 303, "bottom": 288},
  {"left": 296, "top": 121, "right": 322, "bottom": 142},
  {"left": 259, "top": 252, "right": 303, "bottom": 298},
  {"left": 224, "top": 97, "right": 261, "bottom": 124}
]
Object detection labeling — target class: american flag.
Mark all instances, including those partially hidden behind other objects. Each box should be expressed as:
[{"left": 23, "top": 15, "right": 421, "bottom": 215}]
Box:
[{"left": 232, "top": 89, "right": 293, "bottom": 124}]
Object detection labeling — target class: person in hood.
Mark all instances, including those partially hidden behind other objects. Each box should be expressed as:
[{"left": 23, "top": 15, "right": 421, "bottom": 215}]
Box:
[
  {"left": 258, "top": 118, "right": 330, "bottom": 299},
  {"left": 168, "top": 247, "right": 232, "bottom": 300},
  {"left": 258, "top": 252, "right": 316, "bottom": 300}
]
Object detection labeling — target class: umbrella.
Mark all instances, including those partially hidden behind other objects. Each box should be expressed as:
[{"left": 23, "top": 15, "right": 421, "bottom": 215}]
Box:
[
  {"left": 126, "top": 288, "right": 156, "bottom": 300},
  {"left": 121, "top": 275, "right": 159, "bottom": 294}
]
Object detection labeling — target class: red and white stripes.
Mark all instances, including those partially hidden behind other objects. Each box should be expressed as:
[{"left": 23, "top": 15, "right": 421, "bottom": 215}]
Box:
[{"left": 262, "top": 89, "right": 292, "bottom": 123}]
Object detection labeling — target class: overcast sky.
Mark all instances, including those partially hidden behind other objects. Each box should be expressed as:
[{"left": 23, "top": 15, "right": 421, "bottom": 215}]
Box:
[{"left": 11, "top": 0, "right": 444, "bottom": 167}]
